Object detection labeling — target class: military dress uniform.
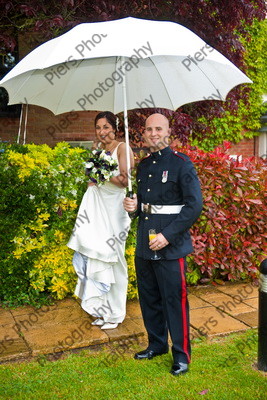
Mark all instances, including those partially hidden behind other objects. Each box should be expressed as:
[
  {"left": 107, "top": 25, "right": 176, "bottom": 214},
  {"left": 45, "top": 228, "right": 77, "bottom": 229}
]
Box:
[{"left": 134, "top": 146, "right": 203, "bottom": 365}]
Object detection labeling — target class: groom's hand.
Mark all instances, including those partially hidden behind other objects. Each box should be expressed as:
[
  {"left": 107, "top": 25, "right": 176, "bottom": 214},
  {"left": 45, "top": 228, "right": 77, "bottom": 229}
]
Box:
[{"left": 123, "top": 193, "right": 137, "bottom": 213}]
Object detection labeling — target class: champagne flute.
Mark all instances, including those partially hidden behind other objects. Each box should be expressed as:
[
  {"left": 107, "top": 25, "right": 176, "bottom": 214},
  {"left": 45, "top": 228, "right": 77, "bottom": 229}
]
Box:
[{"left": 149, "top": 229, "right": 161, "bottom": 260}]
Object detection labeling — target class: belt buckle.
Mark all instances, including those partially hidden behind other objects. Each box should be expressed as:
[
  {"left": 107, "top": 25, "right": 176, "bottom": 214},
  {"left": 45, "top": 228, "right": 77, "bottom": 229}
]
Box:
[{"left": 143, "top": 204, "right": 151, "bottom": 214}]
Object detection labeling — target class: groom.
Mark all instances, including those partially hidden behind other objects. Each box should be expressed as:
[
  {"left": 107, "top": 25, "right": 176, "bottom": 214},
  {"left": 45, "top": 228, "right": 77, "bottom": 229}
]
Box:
[{"left": 123, "top": 113, "right": 202, "bottom": 376}]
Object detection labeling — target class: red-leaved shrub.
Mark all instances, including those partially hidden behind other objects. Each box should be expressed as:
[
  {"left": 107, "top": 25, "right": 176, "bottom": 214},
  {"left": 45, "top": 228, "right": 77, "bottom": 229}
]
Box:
[{"left": 173, "top": 142, "right": 267, "bottom": 284}]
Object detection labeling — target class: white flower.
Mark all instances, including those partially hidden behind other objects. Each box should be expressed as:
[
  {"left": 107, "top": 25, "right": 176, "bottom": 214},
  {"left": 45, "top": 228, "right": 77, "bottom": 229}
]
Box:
[
  {"left": 85, "top": 162, "right": 94, "bottom": 168},
  {"left": 29, "top": 194, "right": 35, "bottom": 200},
  {"left": 103, "top": 153, "right": 112, "bottom": 161}
]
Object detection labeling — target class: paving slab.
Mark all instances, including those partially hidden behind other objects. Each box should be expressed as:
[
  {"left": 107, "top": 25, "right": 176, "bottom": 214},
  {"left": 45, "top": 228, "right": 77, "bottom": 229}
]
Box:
[
  {"left": 194, "top": 291, "right": 255, "bottom": 316},
  {"left": 22, "top": 319, "right": 109, "bottom": 356},
  {"left": 54, "top": 297, "right": 81, "bottom": 308},
  {"left": 10, "top": 298, "right": 81, "bottom": 316},
  {"left": 12, "top": 303, "right": 89, "bottom": 332},
  {"left": 243, "top": 297, "right": 258, "bottom": 309},
  {"left": 234, "top": 311, "right": 258, "bottom": 329},
  {"left": 129, "top": 317, "right": 146, "bottom": 333},
  {"left": 0, "top": 323, "right": 30, "bottom": 362},
  {"left": 125, "top": 299, "right": 142, "bottom": 318},
  {"left": 103, "top": 318, "right": 145, "bottom": 342},
  {"left": 189, "top": 286, "right": 220, "bottom": 297},
  {"left": 216, "top": 283, "right": 259, "bottom": 298},
  {"left": 10, "top": 304, "right": 55, "bottom": 320},
  {"left": 188, "top": 293, "right": 212, "bottom": 309},
  {"left": 0, "top": 308, "right": 15, "bottom": 325},
  {"left": 190, "top": 307, "right": 248, "bottom": 337}
]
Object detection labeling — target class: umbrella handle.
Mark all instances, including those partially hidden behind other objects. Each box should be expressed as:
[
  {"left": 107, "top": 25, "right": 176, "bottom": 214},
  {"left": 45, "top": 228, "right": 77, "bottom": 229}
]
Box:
[
  {"left": 127, "top": 190, "right": 134, "bottom": 199},
  {"left": 126, "top": 190, "right": 136, "bottom": 218}
]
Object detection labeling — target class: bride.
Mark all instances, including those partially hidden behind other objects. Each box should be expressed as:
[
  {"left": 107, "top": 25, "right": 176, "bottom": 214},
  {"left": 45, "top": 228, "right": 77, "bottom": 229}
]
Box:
[{"left": 67, "top": 111, "right": 135, "bottom": 329}]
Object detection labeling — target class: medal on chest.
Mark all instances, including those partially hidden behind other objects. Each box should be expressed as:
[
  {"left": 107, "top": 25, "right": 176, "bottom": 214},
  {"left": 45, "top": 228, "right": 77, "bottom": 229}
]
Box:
[{"left": 162, "top": 170, "right": 168, "bottom": 183}]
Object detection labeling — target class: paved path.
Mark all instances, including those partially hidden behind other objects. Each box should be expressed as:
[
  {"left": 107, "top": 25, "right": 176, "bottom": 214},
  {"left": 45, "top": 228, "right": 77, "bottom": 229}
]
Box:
[{"left": 0, "top": 282, "right": 259, "bottom": 363}]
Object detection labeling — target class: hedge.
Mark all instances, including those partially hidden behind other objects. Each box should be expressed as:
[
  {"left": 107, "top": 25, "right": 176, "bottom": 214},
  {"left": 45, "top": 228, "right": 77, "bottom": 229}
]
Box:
[
  {"left": 0, "top": 142, "right": 86, "bottom": 306},
  {"left": 0, "top": 141, "right": 266, "bottom": 306},
  {"left": 181, "top": 142, "right": 267, "bottom": 284}
]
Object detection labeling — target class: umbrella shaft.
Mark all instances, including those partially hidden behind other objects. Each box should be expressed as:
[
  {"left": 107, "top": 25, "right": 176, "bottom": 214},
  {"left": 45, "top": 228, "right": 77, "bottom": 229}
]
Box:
[{"left": 121, "top": 56, "right": 132, "bottom": 192}]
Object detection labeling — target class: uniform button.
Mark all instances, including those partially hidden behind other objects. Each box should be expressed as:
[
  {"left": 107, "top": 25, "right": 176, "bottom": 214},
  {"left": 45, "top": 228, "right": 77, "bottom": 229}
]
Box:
[
  {"left": 148, "top": 174, "right": 152, "bottom": 178},
  {"left": 147, "top": 188, "right": 150, "bottom": 192},
  {"left": 153, "top": 161, "right": 156, "bottom": 164},
  {"left": 145, "top": 216, "right": 149, "bottom": 220}
]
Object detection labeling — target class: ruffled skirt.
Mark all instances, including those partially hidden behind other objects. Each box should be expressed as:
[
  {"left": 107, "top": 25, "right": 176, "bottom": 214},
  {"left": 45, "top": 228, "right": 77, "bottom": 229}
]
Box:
[{"left": 67, "top": 183, "right": 130, "bottom": 323}]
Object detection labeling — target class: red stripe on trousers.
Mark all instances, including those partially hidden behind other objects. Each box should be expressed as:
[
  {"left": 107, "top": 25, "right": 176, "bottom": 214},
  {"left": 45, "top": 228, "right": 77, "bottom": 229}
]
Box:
[{"left": 178, "top": 257, "right": 190, "bottom": 363}]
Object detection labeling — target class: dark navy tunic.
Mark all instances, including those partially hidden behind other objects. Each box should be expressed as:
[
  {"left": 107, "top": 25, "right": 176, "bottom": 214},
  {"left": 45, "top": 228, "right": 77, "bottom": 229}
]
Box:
[{"left": 135, "top": 146, "right": 203, "bottom": 259}]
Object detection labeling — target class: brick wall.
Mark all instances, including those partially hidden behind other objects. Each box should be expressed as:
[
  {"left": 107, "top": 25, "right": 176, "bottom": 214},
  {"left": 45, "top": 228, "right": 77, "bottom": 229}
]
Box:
[
  {"left": 0, "top": 106, "right": 97, "bottom": 146},
  {"left": 228, "top": 137, "right": 258, "bottom": 159},
  {"left": 0, "top": 108, "right": 261, "bottom": 157}
]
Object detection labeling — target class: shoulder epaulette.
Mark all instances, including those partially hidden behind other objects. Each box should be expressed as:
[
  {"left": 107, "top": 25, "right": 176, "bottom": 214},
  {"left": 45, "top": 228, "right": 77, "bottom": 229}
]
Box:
[{"left": 172, "top": 150, "right": 186, "bottom": 161}]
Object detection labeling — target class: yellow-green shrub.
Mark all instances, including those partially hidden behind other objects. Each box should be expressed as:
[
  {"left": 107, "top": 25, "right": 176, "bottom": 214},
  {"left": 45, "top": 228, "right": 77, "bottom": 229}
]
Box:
[{"left": 0, "top": 142, "right": 87, "bottom": 305}]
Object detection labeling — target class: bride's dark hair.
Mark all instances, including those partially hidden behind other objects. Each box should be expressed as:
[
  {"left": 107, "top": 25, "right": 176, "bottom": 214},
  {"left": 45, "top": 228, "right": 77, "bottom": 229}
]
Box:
[{"left": 95, "top": 111, "right": 118, "bottom": 131}]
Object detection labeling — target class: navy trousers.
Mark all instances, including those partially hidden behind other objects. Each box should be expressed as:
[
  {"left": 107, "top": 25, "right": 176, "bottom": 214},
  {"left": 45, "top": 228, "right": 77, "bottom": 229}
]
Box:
[{"left": 135, "top": 256, "right": 191, "bottom": 364}]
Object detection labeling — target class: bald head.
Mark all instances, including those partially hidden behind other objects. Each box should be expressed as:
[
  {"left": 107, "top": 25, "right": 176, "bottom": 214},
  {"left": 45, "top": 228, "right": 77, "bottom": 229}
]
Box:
[
  {"left": 143, "top": 113, "right": 171, "bottom": 152},
  {"left": 145, "top": 113, "right": 170, "bottom": 129}
]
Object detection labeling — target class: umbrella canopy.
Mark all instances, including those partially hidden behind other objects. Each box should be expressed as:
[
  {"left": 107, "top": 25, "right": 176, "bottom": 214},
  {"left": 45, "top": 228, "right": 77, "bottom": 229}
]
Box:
[
  {"left": 0, "top": 17, "right": 252, "bottom": 115},
  {"left": 0, "top": 17, "right": 253, "bottom": 192}
]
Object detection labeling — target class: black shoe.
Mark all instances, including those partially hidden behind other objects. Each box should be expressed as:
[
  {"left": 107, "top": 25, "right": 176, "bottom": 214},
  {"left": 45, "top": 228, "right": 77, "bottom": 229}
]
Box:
[
  {"left": 134, "top": 348, "right": 168, "bottom": 360},
  {"left": 170, "top": 362, "right": 189, "bottom": 376}
]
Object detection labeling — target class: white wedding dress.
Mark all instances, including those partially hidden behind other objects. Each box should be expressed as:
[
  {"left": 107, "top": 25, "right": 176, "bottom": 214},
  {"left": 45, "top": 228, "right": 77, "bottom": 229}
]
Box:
[{"left": 67, "top": 143, "right": 131, "bottom": 323}]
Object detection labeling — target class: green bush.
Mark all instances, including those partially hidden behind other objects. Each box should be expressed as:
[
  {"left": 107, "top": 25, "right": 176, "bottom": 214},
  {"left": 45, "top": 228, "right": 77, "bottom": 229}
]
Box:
[{"left": 0, "top": 142, "right": 87, "bottom": 306}]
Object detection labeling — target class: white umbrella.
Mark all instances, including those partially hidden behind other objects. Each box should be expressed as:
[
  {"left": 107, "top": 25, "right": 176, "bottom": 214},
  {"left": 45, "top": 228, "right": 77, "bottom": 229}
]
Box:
[{"left": 0, "top": 17, "right": 252, "bottom": 192}]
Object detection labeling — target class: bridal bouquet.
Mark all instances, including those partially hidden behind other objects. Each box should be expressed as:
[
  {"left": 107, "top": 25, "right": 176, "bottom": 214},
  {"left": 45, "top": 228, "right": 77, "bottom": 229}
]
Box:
[{"left": 85, "top": 149, "right": 118, "bottom": 185}]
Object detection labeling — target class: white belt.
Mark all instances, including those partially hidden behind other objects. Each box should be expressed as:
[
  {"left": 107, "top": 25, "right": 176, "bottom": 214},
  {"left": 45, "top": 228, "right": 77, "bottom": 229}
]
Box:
[{"left": 141, "top": 203, "right": 184, "bottom": 214}]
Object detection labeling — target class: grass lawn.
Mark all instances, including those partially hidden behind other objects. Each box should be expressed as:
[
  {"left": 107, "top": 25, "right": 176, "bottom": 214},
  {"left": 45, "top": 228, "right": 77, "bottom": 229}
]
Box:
[{"left": 0, "top": 329, "right": 266, "bottom": 400}]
